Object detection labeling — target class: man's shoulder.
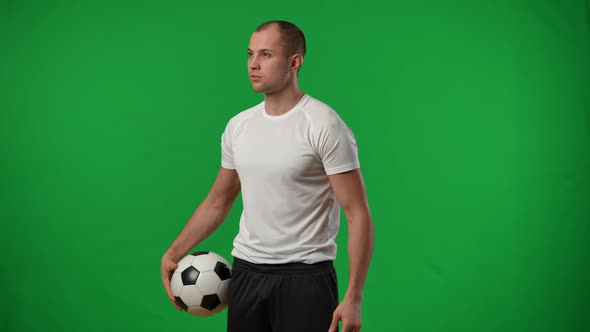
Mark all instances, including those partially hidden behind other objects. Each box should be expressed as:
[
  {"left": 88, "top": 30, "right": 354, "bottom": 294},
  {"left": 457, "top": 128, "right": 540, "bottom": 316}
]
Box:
[{"left": 302, "top": 95, "right": 346, "bottom": 127}]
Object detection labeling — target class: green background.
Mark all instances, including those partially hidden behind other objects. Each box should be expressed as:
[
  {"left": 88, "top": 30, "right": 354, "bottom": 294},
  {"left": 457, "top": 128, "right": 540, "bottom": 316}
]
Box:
[{"left": 1, "top": 0, "right": 589, "bottom": 331}]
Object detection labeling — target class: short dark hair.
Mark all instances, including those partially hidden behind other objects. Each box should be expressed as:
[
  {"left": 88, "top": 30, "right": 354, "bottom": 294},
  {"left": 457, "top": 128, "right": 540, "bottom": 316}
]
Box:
[{"left": 255, "top": 20, "right": 306, "bottom": 57}]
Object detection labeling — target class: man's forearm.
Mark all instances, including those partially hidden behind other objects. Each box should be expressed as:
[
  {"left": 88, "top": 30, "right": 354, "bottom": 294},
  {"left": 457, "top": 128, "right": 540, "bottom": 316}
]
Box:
[
  {"left": 164, "top": 196, "right": 231, "bottom": 262},
  {"left": 343, "top": 212, "right": 374, "bottom": 304}
]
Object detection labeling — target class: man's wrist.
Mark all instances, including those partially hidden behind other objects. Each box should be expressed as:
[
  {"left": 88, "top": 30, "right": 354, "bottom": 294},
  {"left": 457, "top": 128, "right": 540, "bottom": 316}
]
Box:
[
  {"left": 163, "top": 247, "right": 182, "bottom": 262},
  {"left": 343, "top": 290, "right": 363, "bottom": 304}
]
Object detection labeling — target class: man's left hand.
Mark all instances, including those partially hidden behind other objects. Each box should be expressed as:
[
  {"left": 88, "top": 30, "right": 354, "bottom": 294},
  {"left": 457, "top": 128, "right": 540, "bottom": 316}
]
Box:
[{"left": 328, "top": 301, "right": 362, "bottom": 332}]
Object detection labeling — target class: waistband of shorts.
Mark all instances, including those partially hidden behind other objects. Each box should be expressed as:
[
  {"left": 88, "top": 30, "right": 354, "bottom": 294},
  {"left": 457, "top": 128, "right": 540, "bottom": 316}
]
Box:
[{"left": 232, "top": 256, "right": 334, "bottom": 274}]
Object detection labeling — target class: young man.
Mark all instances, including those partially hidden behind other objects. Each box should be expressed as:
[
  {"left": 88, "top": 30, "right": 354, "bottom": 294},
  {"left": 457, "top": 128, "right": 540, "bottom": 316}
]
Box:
[{"left": 161, "top": 20, "right": 374, "bottom": 332}]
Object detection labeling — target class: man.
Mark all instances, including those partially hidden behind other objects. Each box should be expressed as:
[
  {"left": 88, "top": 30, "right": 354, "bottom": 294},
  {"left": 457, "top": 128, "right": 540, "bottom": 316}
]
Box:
[{"left": 161, "top": 20, "right": 374, "bottom": 332}]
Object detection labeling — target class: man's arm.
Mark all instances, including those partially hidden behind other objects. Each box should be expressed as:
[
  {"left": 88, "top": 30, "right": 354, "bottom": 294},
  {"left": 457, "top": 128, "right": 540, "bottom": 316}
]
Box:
[
  {"left": 164, "top": 166, "right": 242, "bottom": 261},
  {"left": 161, "top": 166, "right": 241, "bottom": 311},
  {"left": 327, "top": 168, "right": 374, "bottom": 332}
]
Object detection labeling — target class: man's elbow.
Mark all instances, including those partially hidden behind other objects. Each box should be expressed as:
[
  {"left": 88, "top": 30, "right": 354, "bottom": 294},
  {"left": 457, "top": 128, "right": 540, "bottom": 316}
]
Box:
[{"left": 343, "top": 207, "right": 373, "bottom": 225}]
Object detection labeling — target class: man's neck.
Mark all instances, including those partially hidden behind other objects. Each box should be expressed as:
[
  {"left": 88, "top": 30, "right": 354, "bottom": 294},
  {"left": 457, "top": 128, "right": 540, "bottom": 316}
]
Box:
[{"left": 263, "top": 87, "right": 305, "bottom": 117}]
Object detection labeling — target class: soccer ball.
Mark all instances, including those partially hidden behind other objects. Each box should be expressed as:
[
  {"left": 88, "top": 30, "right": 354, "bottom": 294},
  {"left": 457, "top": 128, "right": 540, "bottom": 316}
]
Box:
[{"left": 171, "top": 251, "right": 232, "bottom": 316}]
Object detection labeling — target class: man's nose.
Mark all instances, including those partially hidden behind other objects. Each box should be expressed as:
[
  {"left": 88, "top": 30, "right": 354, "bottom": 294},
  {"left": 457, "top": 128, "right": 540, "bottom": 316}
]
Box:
[{"left": 249, "top": 56, "right": 260, "bottom": 69}]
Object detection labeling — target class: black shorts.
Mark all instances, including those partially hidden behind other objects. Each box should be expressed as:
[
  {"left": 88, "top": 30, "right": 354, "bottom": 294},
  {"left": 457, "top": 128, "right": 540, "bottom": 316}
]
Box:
[{"left": 227, "top": 257, "right": 339, "bottom": 332}]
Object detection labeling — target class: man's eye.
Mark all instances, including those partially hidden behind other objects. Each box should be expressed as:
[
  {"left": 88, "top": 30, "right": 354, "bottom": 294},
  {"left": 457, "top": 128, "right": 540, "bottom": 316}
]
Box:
[{"left": 263, "top": 53, "right": 270, "bottom": 57}]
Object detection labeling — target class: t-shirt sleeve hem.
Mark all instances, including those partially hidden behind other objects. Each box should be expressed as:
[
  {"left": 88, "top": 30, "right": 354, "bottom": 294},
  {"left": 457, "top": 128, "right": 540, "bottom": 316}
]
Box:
[
  {"left": 221, "top": 162, "right": 236, "bottom": 170},
  {"left": 324, "top": 162, "right": 360, "bottom": 175}
]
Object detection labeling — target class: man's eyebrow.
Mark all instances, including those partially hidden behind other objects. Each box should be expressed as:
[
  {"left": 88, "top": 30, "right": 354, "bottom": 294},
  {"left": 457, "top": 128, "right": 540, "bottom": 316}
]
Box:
[{"left": 247, "top": 48, "right": 274, "bottom": 53}]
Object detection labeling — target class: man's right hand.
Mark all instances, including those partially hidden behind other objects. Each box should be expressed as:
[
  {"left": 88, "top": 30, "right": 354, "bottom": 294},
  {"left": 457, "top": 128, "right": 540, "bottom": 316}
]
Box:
[{"left": 161, "top": 254, "right": 183, "bottom": 311}]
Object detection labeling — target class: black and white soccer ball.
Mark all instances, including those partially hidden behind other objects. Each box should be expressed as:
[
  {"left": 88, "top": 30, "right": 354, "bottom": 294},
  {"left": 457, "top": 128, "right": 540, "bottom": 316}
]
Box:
[{"left": 171, "top": 251, "right": 232, "bottom": 316}]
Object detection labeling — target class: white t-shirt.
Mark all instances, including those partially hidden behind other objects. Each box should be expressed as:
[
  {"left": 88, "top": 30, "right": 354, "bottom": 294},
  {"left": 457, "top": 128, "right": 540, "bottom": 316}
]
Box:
[{"left": 221, "top": 93, "right": 360, "bottom": 264}]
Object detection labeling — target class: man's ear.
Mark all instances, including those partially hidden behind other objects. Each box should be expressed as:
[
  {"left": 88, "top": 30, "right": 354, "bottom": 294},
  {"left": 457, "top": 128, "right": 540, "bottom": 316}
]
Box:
[{"left": 290, "top": 54, "right": 304, "bottom": 73}]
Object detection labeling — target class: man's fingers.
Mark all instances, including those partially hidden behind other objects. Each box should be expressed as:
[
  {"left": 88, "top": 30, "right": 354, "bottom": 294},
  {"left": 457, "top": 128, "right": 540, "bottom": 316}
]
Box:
[
  {"left": 167, "top": 276, "right": 182, "bottom": 309},
  {"left": 161, "top": 257, "right": 182, "bottom": 311},
  {"left": 341, "top": 321, "right": 354, "bottom": 332},
  {"left": 346, "top": 323, "right": 361, "bottom": 332},
  {"left": 161, "top": 270, "right": 175, "bottom": 301},
  {"left": 341, "top": 318, "right": 363, "bottom": 332},
  {"left": 173, "top": 299, "right": 183, "bottom": 311},
  {"left": 162, "top": 276, "right": 171, "bottom": 292},
  {"left": 328, "top": 313, "right": 339, "bottom": 332}
]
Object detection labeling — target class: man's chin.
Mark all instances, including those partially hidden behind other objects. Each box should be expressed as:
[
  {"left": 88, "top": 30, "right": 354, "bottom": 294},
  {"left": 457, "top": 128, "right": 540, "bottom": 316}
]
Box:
[{"left": 251, "top": 86, "right": 266, "bottom": 93}]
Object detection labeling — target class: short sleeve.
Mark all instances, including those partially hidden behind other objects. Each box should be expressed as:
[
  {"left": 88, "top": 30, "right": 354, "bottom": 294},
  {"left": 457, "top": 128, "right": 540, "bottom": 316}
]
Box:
[
  {"left": 221, "top": 121, "right": 235, "bottom": 169},
  {"left": 315, "top": 120, "right": 361, "bottom": 175}
]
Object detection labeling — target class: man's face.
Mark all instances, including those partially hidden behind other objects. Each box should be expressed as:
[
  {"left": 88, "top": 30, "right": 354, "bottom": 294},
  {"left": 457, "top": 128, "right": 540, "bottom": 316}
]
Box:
[{"left": 247, "top": 26, "right": 292, "bottom": 93}]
